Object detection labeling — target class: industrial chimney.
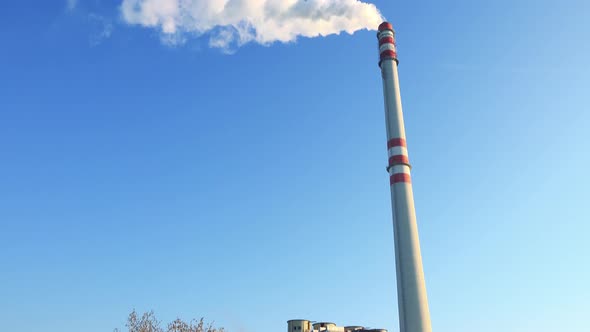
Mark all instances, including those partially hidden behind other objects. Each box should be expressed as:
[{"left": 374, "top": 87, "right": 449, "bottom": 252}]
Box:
[{"left": 377, "top": 22, "right": 433, "bottom": 332}]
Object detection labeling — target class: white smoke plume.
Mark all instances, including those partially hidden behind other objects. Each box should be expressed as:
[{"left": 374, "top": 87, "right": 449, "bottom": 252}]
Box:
[{"left": 120, "top": 0, "right": 383, "bottom": 50}]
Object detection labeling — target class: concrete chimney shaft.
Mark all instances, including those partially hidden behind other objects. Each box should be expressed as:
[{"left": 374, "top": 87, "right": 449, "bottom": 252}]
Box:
[{"left": 377, "top": 21, "right": 433, "bottom": 332}]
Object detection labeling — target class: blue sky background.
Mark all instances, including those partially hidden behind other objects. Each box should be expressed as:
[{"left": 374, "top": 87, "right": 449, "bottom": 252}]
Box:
[{"left": 1, "top": 0, "right": 589, "bottom": 331}]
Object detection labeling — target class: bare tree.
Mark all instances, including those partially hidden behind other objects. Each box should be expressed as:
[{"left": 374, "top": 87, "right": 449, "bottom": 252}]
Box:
[
  {"left": 167, "top": 317, "right": 223, "bottom": 332},
  {"left": 116, "top": 310, "right": 225, "bottom": 332}
]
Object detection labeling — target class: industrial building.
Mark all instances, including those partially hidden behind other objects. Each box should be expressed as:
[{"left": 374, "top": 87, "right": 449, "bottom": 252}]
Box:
[{"left": 287, "top": 320, "right": 386, "bottom": 332}]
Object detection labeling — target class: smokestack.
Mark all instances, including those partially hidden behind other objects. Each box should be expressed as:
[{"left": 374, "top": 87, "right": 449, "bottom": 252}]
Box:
[{"left": 377, "top": 22, "right": 433, "bottom": 332}]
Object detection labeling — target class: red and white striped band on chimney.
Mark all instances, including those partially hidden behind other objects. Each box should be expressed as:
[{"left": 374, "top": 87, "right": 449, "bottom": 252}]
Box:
[
  {"left": 377, "top": 22, "right": 397, "bottom": 66},
  {"left": 387, "top": 138, "right": 410, "bottom": 166},
  {"left": 390, "top": 165, "right": 411, "bottom": 184},
  {"left": 387, "top": 138, "right": 411, "bottom": 184}
]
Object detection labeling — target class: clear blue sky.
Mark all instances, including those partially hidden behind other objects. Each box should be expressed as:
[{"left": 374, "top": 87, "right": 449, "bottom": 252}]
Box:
[{"left": 1, "top": 1, "right": 589, "bottom": 331}]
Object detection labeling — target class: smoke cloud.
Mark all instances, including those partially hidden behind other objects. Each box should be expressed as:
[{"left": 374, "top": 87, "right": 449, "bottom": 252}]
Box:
[{"left": 120, "top": 0, "right": 383, "bottom": 50}]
